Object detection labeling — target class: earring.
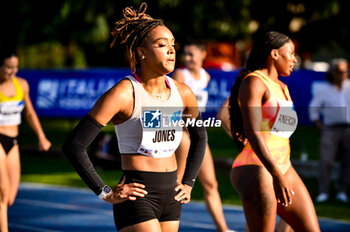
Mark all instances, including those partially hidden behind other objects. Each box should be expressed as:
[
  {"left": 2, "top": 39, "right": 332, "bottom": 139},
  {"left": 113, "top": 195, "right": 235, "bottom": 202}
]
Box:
[{"left": 142, "top": 56, "right": 145, "bottom": 60}]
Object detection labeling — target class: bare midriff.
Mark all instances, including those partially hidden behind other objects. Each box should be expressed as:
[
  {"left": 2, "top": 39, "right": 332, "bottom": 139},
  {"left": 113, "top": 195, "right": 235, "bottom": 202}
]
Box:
[
  {"left": 121, "top": 153, "right": 178, "bottom": 172},
  {"left": 0, "top": 125, "right": 19, "bottom": 137}
]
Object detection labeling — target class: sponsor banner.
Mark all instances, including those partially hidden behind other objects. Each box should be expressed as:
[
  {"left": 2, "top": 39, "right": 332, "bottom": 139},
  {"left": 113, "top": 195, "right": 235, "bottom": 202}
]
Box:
[
  {"left": 18, "top": 69, "right": 325, "bottom": 125},
  {"left": 19, "top": 69, "right": 130, "bottom": 117}
]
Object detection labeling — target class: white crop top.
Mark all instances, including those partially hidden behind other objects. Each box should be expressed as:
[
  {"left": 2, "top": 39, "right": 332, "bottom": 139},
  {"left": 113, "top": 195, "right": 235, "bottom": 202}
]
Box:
[
  {"left": 114, "top": 75, "right": 184, "bottom": 158},
  {"left": 181, "top": 68, "right": 208, "bottom": 111}
]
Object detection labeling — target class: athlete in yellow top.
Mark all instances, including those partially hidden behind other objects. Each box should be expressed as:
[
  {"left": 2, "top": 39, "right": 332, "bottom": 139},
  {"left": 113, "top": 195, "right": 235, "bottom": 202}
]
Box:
[
  {"left": 172, "top": 40, "right": 232, "bottom": 232},
  {"left": 0, "top": 50, "right": 51, "bottom": 232},
  {"left": 227, "top": 32, "right": 320, "bottom": 231},
  {"left": 232, "top": 70, "right": 295, "bottom": 175}
]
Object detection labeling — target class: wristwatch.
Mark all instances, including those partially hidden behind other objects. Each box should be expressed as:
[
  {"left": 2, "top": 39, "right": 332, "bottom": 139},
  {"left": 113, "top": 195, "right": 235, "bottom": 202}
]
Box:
[{"left": 98, "top": 185, "right": 112, "bottom": 199}]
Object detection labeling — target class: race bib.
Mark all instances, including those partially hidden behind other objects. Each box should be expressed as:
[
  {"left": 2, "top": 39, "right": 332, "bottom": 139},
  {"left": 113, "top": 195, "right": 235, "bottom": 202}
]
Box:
[
  {"left": 138, "top": 107, "right": 183, "bottom": 158},
  {"left": 270, "top": 100, "right": 298, "bottom": 138}
]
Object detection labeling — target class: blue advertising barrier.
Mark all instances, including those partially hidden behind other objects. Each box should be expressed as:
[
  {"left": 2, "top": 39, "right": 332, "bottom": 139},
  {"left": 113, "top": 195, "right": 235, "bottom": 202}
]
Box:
[
  {"left": 18, "top": 69, "right": 326, "bottom": 125},
  {"left": 18, "top": 68, "right": 130, "bottom": 118},
  {"left": 279, "top": 70, "right": 325, "bottom": 126}
]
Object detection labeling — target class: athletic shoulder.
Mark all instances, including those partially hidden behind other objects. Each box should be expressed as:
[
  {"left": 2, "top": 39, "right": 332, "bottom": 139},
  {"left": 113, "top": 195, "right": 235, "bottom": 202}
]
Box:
[
  {"left": 173, "top": 78, "right": 194, "bottom": 97},
  {"left": 171, "top": 69, "right": 185, "bottom": 83},
  {"left": 241, "top": 74, "right": 267, "bottom": 90},
  {"left": 15, "top": 76, "right": 29, "bottom": 93},
  {"left": 89, "top": 77, "right": 134, "bottom": 125},
  {"left": 106, "top": 78, "right": 134, "bottom": 102},
  {"left": 239, "top": 74, "right": 269, "bottom": 105}
]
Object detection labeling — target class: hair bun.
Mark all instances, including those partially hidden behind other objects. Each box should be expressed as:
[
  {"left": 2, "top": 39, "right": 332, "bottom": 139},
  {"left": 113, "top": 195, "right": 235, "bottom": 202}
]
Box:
[{"left": 122, "top": 2, "right": 149, "bottom": 21}]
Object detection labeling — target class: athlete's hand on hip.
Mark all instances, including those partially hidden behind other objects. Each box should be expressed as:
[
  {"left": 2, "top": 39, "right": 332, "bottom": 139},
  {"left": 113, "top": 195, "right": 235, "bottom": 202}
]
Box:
[
  {"left": 174, "top": 184, "right": 192, "bottom": 204},
  {"left": 103, "top": 179, "right": 148, "bottom": 204}
]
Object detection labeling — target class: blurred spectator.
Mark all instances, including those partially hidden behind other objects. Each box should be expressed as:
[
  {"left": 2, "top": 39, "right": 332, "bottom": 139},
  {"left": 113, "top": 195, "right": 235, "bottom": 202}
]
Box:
[
  {"left": 204, "top": 41, "right": 240, "bottom": 71},
  {"left": 0, "top": 50, "right": 51, "bottom": 232},
  {"left": 309, "top": 58, "right": 350, "bottom": 203},
  {"left": 301, "top": 51, "right": 329, "bottom": 71},
  {"left": 172, "top": 40, "right": 233, "bottom": 232}
]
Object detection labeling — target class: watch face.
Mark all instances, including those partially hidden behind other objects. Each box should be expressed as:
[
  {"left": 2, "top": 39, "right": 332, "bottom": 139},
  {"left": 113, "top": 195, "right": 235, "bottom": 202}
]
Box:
[{"left": 103, "top": 186, "right": 111, "bottom": 194}]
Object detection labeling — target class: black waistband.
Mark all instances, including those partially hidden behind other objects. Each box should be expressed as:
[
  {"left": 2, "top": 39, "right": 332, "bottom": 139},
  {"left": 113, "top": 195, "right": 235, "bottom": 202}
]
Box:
[
  {"left": 123, "top": 170, "right": 178, "bottom": 189},
  {"left": 0, "top": 133, "right": 17, "bottom": 140}
]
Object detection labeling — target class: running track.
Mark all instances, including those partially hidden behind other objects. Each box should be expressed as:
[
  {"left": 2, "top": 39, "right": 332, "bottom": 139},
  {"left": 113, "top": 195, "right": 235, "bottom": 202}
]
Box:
[{"left": 8, "top": 183, "right": 350, "bottom": 232}]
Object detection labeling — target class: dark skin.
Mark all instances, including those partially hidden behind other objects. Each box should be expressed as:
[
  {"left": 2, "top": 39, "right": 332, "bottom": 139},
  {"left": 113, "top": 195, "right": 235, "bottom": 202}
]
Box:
[
  {"left": 239, "top": 74, "right": 293, "bottom": 207},
  {"left": 231, "top": 41, "right": 320, "bottom": 231}
]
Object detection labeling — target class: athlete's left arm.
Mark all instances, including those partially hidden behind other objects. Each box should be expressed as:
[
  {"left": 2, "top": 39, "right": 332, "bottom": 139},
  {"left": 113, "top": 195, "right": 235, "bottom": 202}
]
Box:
[
  {"left": 18, "top": 77, "right": 51, "bottom": 151},
  {"left": 174, "top": 81, "right": 207, "bottom": 204}
]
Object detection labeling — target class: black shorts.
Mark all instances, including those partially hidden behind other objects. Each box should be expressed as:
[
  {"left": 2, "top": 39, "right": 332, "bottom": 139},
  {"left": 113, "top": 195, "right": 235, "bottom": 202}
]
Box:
[
  {"left": 0, "top": 133, "right": 18, "bottom": 154},
  {"left": 113, "top": 170, "right": 182, "bottom": 231}
]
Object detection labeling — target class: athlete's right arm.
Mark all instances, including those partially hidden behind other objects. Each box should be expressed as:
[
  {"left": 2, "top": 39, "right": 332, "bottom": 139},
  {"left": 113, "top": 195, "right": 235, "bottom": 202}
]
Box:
[
  {"left": 61, "top": 79, "right": 147, "bottom": 203},
  {"left": 88, "top": 79, "right": 133, "bottom": 125},
  {"left": 239, "top": 75, "right": 293, "bottom": 207}
]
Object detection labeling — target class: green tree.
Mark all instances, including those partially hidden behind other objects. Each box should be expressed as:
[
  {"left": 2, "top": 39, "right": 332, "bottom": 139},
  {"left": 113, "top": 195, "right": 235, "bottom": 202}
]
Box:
[{"left": 0, "top": 0, "right": 348, "bottom": 68}]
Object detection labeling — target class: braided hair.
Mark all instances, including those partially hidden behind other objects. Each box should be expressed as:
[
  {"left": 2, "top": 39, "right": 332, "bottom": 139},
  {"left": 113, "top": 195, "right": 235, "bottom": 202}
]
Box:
[
  {"left": 110, "top": 2, "right": 165, "bottom": 73},
  {"left": 228, "top": 31, "right": 290, "bottom": 149}
]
